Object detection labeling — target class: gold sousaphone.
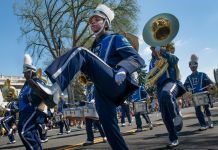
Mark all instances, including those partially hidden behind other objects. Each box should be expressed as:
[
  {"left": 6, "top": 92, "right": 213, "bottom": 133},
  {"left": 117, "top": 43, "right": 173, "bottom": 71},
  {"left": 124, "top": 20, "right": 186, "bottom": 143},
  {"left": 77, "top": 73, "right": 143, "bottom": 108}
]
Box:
[{"left": 142, "top": 13, "right": 179, "bottom": 87}]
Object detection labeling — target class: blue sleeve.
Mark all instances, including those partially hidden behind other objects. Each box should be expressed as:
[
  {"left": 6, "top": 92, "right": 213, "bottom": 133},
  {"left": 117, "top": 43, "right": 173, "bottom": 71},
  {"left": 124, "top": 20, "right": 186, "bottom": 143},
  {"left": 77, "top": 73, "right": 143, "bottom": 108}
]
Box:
[
  {"left": 115, "top": 35, "right": 145, "bottom": 74},
  {"left": 160, "top": 50, "right": 179, "bottom": 65},
  {"left": 184, "top": 76, "right": 192, "bottom": 91},
  {"left": 202, "top": 73, "right": 213, "bottom": 86}
]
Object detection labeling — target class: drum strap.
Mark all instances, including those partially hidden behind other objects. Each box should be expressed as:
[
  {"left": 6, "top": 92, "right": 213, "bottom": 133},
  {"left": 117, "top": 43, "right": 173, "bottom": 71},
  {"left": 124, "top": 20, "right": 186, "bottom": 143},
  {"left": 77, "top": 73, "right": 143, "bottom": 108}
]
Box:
[
  {"left": 188, "top": 76, "right": 193, "bottom": 90},
  {"left": 200, "top": 73, "right": 203, "bottom": 89}
]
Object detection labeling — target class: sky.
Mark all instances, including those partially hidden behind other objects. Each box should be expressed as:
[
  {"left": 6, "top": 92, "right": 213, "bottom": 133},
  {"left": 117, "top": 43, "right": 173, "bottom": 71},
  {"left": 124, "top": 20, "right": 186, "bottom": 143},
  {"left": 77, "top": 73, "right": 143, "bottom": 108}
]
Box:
[{"left": 0, "top": 0, "right": 217, "bottom": 82}]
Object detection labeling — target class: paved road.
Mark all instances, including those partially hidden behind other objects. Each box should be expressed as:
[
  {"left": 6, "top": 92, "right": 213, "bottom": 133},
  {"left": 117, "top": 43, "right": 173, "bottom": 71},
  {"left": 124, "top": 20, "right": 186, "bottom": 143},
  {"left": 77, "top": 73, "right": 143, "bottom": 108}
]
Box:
[{"left": 1, "top": 103, "right": 218, "bottom": 150}]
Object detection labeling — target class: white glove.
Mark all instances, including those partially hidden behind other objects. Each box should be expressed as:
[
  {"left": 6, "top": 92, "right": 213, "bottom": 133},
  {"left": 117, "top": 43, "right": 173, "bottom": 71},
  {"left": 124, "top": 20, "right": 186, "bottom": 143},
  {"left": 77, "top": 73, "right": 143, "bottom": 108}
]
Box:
[
  {"left": 155, "top": 46, "right": 161, "bottom": 52},
  {"left": 115, "top": 68, "right": 127, "bottom": 86},
  {"left": 90, "top": 99, "right": 95, "bottom": 103}
]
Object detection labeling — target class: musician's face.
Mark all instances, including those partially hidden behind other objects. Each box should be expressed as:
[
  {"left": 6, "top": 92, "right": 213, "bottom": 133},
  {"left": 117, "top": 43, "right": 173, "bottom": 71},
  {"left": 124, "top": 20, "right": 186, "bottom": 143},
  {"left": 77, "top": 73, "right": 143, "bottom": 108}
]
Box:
[
  {"left": 89, "top": 16, "right": 106, "bottom": 33},
  {"left": 190, "top": 65, "right": 198, "bottom": 72}
]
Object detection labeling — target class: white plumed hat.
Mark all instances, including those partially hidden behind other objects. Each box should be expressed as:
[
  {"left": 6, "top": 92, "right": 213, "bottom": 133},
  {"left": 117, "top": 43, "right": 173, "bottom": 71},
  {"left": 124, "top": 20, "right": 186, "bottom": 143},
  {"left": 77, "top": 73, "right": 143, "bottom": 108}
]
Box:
[
  {"left": 23, "top": 54, "right": 36, "bottom": 73},
  {"left": 89, "top": 4, "right": 115, "bottom": 24},
  {"left": 189, "top": 54, "right": 198, "bottom": 66}
]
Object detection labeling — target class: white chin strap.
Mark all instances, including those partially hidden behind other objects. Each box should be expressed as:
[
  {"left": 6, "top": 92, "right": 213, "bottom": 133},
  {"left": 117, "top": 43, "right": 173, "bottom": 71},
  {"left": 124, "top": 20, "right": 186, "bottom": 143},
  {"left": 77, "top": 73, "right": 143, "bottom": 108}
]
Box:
[{"left": 94, "top": 19, "right": 107, "bottom": 36}]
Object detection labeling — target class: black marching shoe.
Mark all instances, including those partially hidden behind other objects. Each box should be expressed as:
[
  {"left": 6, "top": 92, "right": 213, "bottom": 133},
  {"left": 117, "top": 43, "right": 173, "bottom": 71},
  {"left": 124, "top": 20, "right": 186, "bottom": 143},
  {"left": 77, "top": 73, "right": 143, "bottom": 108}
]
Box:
[{"left": 167, "top": 140, "right": 179, "bottom": 149}]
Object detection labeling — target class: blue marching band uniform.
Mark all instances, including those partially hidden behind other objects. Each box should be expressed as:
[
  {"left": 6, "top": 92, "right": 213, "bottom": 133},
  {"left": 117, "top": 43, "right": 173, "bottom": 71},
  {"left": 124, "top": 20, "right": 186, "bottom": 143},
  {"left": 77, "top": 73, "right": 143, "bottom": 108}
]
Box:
[
  {"left": 1, "top": 101, "right": 18, "bottom": 143},
  {"left": 17, "top": 54, "right": 50, "bottom": 150},
  {"left": 32, "top": 4, "right": 144, "bottom": 150},
  {"left": 184, "top": 54, "right": 214, "bottom": 130},
  {"left": 57, "top": 95, "right": 71, "bottom": 135},
  {"left": 11, "top": 4, "right": 216, "bottom": 150},
  {"left": 38, "top": 35, "right": 144, "bottom": 150},
  {"left": 84, "top": 84, "right": 106, "bottom": 145},
  {"left": 149, "top": 46, "right": 186, "bottom": 148},
  {"left": 131, "top": 86, "right": 153, "bottom": 131}
]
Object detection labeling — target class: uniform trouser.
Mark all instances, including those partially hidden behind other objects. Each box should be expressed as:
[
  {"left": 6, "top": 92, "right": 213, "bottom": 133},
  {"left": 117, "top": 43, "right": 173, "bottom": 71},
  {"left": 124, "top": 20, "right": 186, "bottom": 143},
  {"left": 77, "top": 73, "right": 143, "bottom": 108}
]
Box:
[
  {"left": 85, "top": 118, "right": 105, "bottom": 141},
  {"left": 37, "top": 124, "right": 47, "bottom": 140},
  {"left": 121, "top": 104, "right": 132, "bottom": 124},
  {"left": 135, "top": 112, "right": 151, "bottom": 129},
  {"left": 59, "top": 119, "right": 70, "bottom": 133},
  {"left": 45, "top": 47, "right": 129, "bottom": 150},
  {"left": 36, "top": 111, "right": 48, "bottom": 140},
  {"left": 157, "top": 81, "right": 180, "bottom": 142},
  {"left": 1, "top": 115, "right": 16, "bottom": 142},
  {"left": 95, "top": 90, "right": 129, "bottom": 150},
  {"left": 195, "top": 104, "right": 211, "bottom": 127},
  {"left": 18, "top": 106, "right": 42, "bottom": 150}
]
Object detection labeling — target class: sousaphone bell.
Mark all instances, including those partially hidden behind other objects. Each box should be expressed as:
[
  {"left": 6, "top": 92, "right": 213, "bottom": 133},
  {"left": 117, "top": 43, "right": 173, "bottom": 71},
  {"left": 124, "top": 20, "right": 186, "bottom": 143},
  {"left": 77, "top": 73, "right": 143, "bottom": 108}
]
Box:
[{"left": 143, "top": 13, "right": 179, "bottom": 46}]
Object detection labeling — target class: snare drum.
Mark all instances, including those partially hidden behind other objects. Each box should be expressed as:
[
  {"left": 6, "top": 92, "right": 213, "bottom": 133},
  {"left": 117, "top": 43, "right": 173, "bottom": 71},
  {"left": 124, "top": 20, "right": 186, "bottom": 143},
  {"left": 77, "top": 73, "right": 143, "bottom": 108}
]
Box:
[
  {"left": 134, "top": 101, "right": 147, "bottom": 113},
  {"left": 84, "top": 103, "right": 99, "bottom": 120},
  {"left": 63, "top": 108, "right": 71, "bottom": 117},
  {"left": 192, "top": 91, "right": 209, "bottom": 106},
  {"left": 70, "top": 107, "right": 84, "bottom": 118}
]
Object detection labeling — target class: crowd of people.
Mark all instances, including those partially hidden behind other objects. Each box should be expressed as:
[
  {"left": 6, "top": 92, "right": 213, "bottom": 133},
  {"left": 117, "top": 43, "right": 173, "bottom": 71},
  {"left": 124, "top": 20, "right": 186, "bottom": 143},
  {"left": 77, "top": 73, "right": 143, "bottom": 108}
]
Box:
[{"left": 0, "top": 3, "right": 217, "bottom": 150}]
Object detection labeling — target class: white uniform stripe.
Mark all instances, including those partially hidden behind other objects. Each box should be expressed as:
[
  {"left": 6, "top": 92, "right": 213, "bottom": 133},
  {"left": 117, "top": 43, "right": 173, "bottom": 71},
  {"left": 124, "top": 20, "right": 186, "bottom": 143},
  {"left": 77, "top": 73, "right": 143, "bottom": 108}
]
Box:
[
  {"left": 21, "top": 109, "right": 37, "bottom": 150},
  {"left": 170, "top": 83, "right": 176, "bottom": 93},
  {"left": 188, "top": 76, "right": 193, "bottom": 89},
  {"left": 116, "top": 46, "right": 133, "bottom": 51},
  {"left": 104, "top": 35, "right": 115, "bottom": 62},
  {"left": 2, "top": 116, "right": 13, "bottom": 132},
  {"left": 51, "top": 47, "right": 112, "bottom": 80},
  {"left": 169, "top": 83, "right": 178, "bottom": 116}
]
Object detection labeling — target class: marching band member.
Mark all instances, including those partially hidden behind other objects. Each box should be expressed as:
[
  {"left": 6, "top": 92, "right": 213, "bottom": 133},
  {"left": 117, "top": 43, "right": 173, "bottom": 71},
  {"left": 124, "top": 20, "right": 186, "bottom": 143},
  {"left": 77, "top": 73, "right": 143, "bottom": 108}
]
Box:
[
  {"left": 31, "top": 4, "right": 144, "bottom": 150},
  {"left": 148, "top": 43, "right": 186, "bottom": 148},
  {"left": 57, "top": 93, "right": 71, "bottom": 135},
  {"left": 18, "top": 54, "right": 48, "bottom": 150},
  {"left": 184, "top": 54, "right": 214, "bottom": 130},
  {"left": 84, "top": 83, "right": 106, "bottom": 145},
  {"left": 120, "top": 100, "right": 132, "bottom": 127},
  {"left": 131, "top": 86, "right": 153, "bottom": 132},
  {"left": 1, "top": 79, "right": 18, "bottom": 144}
]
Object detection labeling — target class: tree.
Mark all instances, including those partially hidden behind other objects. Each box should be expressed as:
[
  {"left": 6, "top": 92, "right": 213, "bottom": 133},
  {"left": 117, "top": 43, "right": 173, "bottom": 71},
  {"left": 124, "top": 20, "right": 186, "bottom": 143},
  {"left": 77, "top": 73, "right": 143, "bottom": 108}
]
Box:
[{"left": 14, "top": 0, "right": 139, "bottom": 102}]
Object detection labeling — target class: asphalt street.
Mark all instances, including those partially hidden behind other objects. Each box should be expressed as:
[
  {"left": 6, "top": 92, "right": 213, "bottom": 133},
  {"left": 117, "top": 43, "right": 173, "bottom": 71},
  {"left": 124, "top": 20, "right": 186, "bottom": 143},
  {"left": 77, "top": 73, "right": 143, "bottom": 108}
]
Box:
[{"left": 1, "top": 103, "right": 218, "bottom": 150}]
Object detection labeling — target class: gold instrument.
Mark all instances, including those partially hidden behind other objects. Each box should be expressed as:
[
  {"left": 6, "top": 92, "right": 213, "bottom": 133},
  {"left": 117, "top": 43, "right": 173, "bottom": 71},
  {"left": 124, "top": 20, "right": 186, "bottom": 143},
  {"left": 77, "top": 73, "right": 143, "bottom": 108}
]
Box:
[
  {"left": 36, "top": 68, "right": 49, "bottom": 111},
  {"left": 0, "top": 105, "right": 6, "bottom": 117},
  {"left": 2, "top": 79, "right": 18, "bottom": 101},
  {"left": 121, "top": 32, "right": 139, "bottom": 52},
  {"left": 142, "top": 13, "right": 179, "bottom": 87},
  {"left": 78, "top": 73, "right": 92, "bottom": 86},
  {"left": 36, "top": 68, "right": 48, "bottom": 84}
]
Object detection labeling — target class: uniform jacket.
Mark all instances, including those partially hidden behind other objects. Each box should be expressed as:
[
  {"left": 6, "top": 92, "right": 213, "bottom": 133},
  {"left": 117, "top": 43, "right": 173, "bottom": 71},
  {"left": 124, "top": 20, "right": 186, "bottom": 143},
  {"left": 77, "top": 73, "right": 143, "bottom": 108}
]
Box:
[
  {"left": 19, "top": 78, "right": 45, "bottom": 112},
  {"left": 184, "top": 71, "right": 213, "bottom": 94},
  {"left": 91, "top": 33, "right": 145, "bottom": 75},
  {"left": 91, "top": 33, "right": 145, "bottom": 103},
  {"left": 149, "top": 50, "right": 179, "bottom": 87}
]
